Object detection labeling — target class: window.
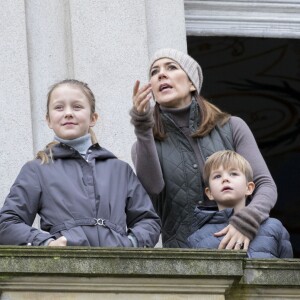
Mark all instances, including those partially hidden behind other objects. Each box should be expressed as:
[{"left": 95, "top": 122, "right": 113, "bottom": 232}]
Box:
[{"left": 187, "top": 35, "right": 300, "bottom": 257}]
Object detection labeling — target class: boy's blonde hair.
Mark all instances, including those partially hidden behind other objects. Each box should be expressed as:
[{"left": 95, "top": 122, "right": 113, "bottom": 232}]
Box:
[{"left": 203, "top": 150, "right": 253, "bottom": 186}]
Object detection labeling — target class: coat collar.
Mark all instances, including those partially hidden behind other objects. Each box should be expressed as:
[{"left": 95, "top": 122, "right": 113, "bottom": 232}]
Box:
[{"left": 50, "top": 143, "right": 117, "bottom": 161}]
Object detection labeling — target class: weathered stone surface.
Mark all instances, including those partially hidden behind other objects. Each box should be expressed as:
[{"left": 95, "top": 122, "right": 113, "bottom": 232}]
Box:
[
  {"left": 1, "top": 247, "right": 300, "bottom": 299},
  {"left": 0, "top": 247, "right": 245, "bottom": 277}
]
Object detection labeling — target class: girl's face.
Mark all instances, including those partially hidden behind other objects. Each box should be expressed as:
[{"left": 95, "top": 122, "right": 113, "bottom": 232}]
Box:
[
  {"left": 47, "top": 84, "right": 98, "bottom": 140},
  {"left": 149, "top": 58, "right": 196, "bottom": 108}
]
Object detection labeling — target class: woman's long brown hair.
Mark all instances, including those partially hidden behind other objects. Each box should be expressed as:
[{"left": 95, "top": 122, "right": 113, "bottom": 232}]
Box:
[{"left": 153, "top": 92, "right": 230, "bottom": 141}]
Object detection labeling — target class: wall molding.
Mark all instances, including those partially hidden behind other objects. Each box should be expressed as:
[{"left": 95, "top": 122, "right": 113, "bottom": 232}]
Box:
[
  {"left": 1, "top": 247, "right": 300, "bottom": 299},
  {"left": 185, "top": 0, "right": 300, "bottom": 38}
]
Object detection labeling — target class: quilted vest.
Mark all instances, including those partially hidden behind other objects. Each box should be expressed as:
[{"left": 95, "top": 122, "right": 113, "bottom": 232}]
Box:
[{"left": 153, "top": 100, "right": 234, "bottom": 248}]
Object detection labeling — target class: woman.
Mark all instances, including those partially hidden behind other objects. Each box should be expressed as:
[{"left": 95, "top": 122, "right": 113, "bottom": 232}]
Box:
[{"left": 130, "top": 48, "right": 277, "bottom": 248}]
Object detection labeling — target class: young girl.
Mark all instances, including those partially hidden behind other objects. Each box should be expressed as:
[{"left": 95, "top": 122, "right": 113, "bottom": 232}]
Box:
[{"left": 0, "top": 79, "right": 161, "bottom": 247}]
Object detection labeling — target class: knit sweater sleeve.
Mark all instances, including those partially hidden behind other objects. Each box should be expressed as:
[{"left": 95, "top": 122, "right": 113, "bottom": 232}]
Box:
[
  {"left": 229, "top": 116, "right": 277, "bottom": 240},
  {"left": 129, "top": 107, "right": 165, "bottom": 196}
]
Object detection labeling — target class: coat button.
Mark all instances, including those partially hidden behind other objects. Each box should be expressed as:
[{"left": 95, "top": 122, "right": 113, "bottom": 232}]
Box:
[
  {"left": 193, "top": 164, "right": 198, "bottom": 169},
  {"left": 198, "top": 200, "right": 203, "bottom": 205}
]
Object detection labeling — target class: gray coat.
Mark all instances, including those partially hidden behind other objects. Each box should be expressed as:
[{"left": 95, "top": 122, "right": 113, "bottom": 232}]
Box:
[
  {"left": 0, "top": 143, "right": 161, "bottom": 247},
  {"left": 187, "top": 208, "right": 293, "bottom": 258}
]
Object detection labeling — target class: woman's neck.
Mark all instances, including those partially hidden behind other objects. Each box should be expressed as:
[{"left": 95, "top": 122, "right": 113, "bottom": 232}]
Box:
[
  {"left": 160, "top": 101, "right": 192, "bottom": 128},
  {"left": 159, "top": 101, "right": 192, "bottom": 113}
]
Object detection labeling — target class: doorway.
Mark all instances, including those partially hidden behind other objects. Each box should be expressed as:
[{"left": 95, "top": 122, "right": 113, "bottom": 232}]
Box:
[{"left": 188, "top": 36, "right": 300, "bottom": 257}]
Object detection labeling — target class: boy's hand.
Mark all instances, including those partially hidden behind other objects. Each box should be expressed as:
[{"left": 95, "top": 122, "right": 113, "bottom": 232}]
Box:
[
  {"left": 214, "top": 224, "right": 250, "bottom": 250},
  {"left": 48, "top": 236, "right": 67, "bottom": 247},
  {"left": 132, "top": 80, "right": 152, "bottom": 113}
]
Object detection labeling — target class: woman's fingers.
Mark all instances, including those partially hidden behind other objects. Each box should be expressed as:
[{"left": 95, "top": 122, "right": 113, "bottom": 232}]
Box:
[
  {"left": 219, "top": 234, "right": 236, "bottom": 250},
  {"left": 132, "top": 81, "right": 152, "bottom": 113},
  {"left": 133, "top": 80, "right": 140, "bottom": 97},
  {"left": 215, "top": 224, "right": 249, "bottom": 250},
  {"left": 234, "top": 240, "right": 244, "bottom": 250},
  {"left": 214, "top": 227, "right": 228, "bottom": 237},
  {"left": 243, "top": 238, "right": 250, "bottom": 251},
  {"left": 137, "top": 93, "right": 151, "bottom": 113}
]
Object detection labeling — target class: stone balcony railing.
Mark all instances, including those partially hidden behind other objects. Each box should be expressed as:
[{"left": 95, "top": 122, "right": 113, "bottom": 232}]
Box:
[{"left": 0, "top": 246, "right": 300, "bottom": 299}]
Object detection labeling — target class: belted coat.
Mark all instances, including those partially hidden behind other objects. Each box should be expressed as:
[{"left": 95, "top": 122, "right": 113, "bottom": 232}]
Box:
[{"left": 0, "top": 143, "right": 161, "bottom": 247}]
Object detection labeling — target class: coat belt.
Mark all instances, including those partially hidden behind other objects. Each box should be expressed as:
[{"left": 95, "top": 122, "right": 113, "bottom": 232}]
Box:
[{"left": 50, "top": 218, "right": 125, "bottom": 235}]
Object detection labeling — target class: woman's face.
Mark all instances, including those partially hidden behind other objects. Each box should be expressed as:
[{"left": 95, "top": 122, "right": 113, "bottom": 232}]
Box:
[{"left": 149, "top": 58, "right": 196, "bottom": 108}]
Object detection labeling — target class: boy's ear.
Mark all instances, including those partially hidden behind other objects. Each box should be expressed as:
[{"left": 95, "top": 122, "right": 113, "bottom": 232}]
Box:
[
  {"left": 205, "top": 187, "right": 215, "bottom": 201},
  {"left": 90, "top": 112, "right": 99, "bottom": 127},
  {"left": 246, "top": 181, "right": 255, "bottom": 196}
]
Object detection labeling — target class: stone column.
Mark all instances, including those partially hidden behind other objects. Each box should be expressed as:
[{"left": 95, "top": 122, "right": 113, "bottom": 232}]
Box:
[
  {"left": 145, "top": 0, "right": 187, "bottom": 56},
  {"left": 0, "top": 1, "right": 33, "bottom": 205},
  {"left": 68, "top": 0, "right": 150, "bottom": 162},
  {"left": 25, "top": 0, "right": 73, "bottom": 153}
]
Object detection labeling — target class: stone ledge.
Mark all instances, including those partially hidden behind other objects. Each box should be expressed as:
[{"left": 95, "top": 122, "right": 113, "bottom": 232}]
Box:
[
  {"left": 1, "top": 247, "right": 300, "bottom": 299},
  {"left": 242, "top": 259, "right": 300, "bottom": 286},
  {"left": 0, "top": 246, "right": 245, "bottom": 277}
]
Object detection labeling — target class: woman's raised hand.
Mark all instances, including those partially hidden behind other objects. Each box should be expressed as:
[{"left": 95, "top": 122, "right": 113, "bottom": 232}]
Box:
[{"left": 132, "top": 80, "right": 152, "bottom": 113}]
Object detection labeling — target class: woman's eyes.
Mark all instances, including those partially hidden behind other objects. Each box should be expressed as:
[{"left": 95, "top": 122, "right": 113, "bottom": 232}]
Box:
[
  {"left": 168, "top": 64, "right": 177, "bottom": 70},
  {"left": 150, "top": 65, "right": 178, "bottom": 76},
  {"left": 150, "top": 69, "right": 158, "bottom": 77}
]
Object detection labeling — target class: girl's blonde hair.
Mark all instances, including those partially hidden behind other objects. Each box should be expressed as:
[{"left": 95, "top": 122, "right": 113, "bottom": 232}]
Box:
[
  {"left": 36, "top": 79, "right": 98, "bottom": 164},
  {"left": 203, "top": 150, "right": 253, "bottom": 187}
]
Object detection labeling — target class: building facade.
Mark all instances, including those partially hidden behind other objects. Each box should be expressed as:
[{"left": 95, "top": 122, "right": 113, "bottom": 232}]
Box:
[{"left": 1, "top": 0, "right": 300, "bottom": 254}]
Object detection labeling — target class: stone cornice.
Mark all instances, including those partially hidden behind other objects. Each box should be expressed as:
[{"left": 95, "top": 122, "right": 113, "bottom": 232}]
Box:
[
  {"left": 1, "top": 247, "right": 300, "bottom": 298},
  {"left": 0, "top": 246, "right": 245, "bottom": 277},
  {"left": 184, "top": 0, "right": 300, "bottom": 38}
]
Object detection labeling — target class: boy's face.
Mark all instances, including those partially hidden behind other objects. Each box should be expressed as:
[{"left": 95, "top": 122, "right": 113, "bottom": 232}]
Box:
[{"left": 205, "top": 166, "right": 255, "bottom": 210}]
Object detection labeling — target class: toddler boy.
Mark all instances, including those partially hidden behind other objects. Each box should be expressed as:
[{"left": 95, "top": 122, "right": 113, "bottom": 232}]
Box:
[{"left": 188, "top": 150, "right": 293, "bottom": 258}]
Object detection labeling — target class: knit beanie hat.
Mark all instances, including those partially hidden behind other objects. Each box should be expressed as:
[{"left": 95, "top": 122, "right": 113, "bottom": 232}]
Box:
[{"left": 149, "top": 48, "right": 203, "bottom": 95}]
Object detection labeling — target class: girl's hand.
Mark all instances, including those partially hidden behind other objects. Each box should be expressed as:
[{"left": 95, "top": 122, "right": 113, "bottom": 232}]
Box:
[
  {"left": 48, "top": 236, "right": 67, "bottom": 247},
  {"left": 132, "top": 80, "right": 152, "bottom": 113},
  {"left": 214, "top": 224, "right": 250, "bottom": 250}
]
